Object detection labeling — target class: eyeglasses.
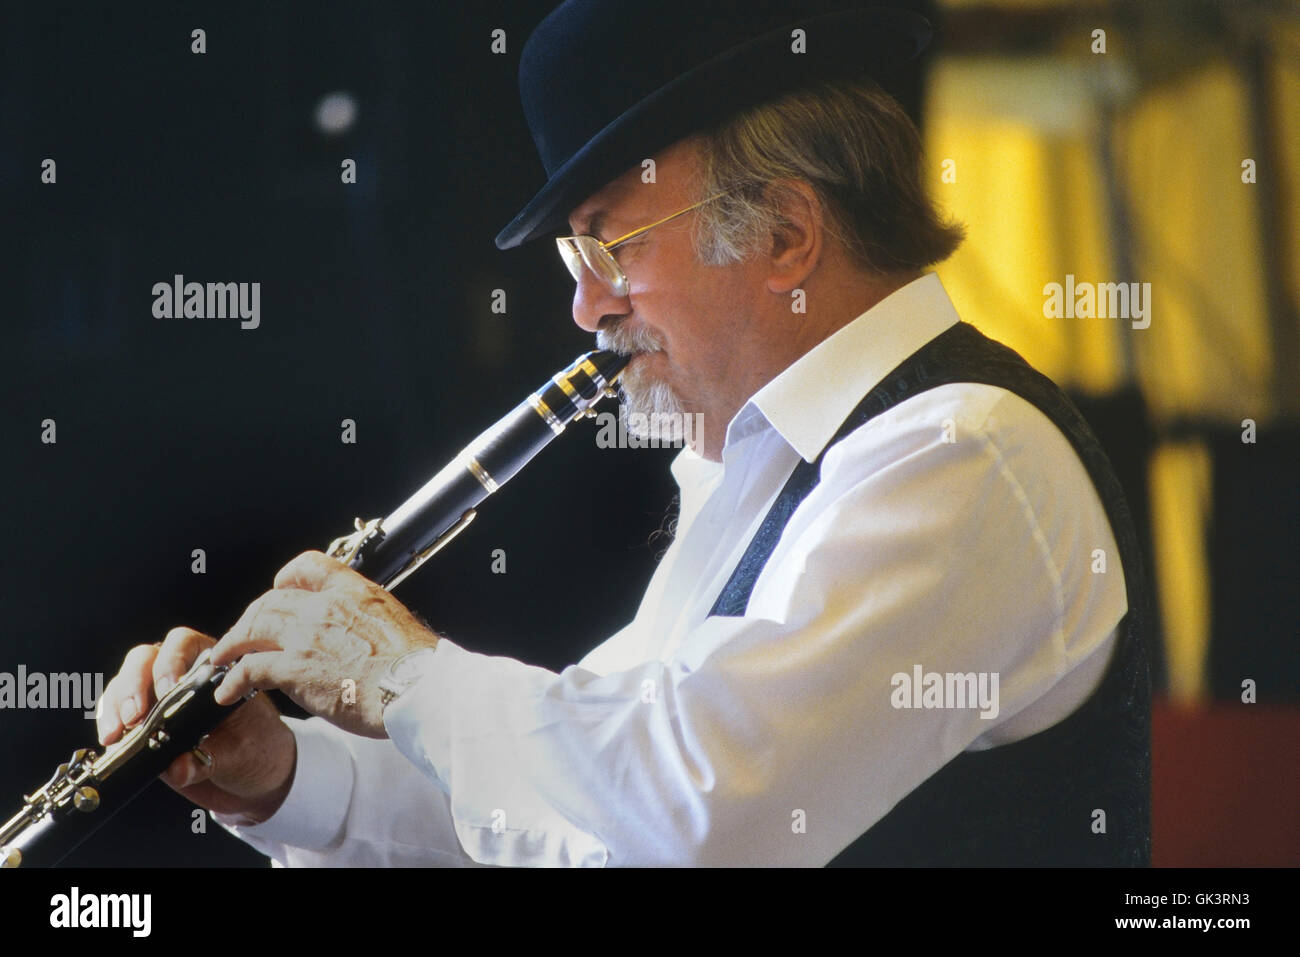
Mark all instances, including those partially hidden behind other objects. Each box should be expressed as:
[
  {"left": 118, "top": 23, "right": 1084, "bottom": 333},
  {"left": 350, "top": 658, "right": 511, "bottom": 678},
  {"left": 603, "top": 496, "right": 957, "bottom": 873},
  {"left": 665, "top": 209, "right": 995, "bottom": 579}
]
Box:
[{"left": 556, "top": 193, "right": 727, "bottom": 298}]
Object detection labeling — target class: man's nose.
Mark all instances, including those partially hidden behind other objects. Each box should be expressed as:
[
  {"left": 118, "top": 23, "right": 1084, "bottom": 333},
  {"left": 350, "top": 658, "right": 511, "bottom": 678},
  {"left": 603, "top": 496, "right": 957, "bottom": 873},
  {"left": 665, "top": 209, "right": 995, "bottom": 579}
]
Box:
[{"left": 571, "top": 267, "right": 630, "bottom": 334}]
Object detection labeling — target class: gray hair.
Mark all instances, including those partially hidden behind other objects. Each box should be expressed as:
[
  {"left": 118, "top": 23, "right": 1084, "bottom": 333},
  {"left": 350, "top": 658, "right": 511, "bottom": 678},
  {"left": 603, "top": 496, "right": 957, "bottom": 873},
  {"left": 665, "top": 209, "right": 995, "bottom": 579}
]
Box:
[{"left": 692, "top": 77, "right": 965, "bottom": 273}]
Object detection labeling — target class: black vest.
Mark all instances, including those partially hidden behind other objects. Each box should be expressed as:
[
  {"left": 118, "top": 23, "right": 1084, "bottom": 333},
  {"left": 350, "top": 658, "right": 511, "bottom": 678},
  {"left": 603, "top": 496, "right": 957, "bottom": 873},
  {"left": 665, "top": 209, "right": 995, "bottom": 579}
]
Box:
[{"left": 706, "top": 321, "right": 1152, "bottom": 866}]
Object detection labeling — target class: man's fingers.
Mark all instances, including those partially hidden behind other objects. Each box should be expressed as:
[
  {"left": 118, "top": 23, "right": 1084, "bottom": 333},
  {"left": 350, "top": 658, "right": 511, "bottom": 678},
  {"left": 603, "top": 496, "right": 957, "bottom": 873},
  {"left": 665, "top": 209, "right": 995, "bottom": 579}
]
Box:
[
  {"left": 218, "top": 591, "right": 274, "bottom": 661},
  {"left": 156, "top": 695, "right": 296, "bottom": 817},
  {"left": 97, "top": 628, "right": 217, "bottom": 746},
  {"left": 96, "top": 642, "right": 162, "bottom": 745},
  {"left": 161, "top": 748, "right": 215, "bottom": 791},
  {"left": 213, "top": 589, "right": 319, "bottom": 666},
  {"left": 213, "top": 651, "right": 282, "bottom": 706},
  {"left": 184, "top": 701, "right": 275, "bottom": 792},
  {"left": 273, "top": 549, "right": 352, "bottom": 592},
  {"left": 152, "top": 627, "right": 215, "bottom": 697}
]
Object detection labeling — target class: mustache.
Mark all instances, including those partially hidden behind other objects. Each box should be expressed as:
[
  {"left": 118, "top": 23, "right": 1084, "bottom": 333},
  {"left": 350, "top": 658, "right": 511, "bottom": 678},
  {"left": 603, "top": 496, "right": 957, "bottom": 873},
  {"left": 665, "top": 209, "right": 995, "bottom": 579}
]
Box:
[{"left": 595, "top": 320, "right": 665, "bottom": 356}]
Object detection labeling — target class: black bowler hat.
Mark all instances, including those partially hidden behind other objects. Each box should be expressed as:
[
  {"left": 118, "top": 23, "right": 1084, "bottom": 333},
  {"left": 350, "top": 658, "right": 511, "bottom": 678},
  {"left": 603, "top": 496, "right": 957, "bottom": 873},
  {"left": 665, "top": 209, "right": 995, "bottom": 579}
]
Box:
[{"left": 494, "top": 0, "right": 931, "bottom": 250}]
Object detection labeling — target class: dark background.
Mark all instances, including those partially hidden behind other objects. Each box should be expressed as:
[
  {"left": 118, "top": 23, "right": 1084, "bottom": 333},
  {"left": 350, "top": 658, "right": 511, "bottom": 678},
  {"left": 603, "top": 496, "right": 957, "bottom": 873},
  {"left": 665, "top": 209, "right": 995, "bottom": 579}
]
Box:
[{"left": 2, "top": 0, "right": 688, "bottom": 866}]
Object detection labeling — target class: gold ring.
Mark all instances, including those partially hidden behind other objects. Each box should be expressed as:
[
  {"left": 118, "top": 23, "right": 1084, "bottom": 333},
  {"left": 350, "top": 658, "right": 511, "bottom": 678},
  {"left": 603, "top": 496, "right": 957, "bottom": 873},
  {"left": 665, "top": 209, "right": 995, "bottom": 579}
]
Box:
[{"left": 192, "top": 746, "right": 214, "bottom": 768}]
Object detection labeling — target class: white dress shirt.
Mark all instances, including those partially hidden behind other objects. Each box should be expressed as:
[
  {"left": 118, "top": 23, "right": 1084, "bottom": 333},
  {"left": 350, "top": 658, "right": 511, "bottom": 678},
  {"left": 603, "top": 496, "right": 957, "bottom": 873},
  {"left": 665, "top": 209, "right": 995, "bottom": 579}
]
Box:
[{"left": 216, "top": 272, "right": 1126, "bottom": 866}]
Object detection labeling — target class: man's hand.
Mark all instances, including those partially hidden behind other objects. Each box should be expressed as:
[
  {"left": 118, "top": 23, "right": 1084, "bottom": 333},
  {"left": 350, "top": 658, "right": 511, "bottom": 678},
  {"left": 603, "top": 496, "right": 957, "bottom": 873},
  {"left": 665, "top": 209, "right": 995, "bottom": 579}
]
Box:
[
  {"left": 211, "top": 550, "right": 440, "bottom": 738},
  {"left": 96, "top": 627, "right": 297, "bottom": 823}
]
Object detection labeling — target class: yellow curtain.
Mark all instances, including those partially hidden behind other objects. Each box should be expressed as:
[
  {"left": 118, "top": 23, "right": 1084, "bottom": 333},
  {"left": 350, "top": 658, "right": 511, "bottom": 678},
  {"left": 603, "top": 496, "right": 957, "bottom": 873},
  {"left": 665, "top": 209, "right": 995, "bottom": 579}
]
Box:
[
  {"left": 920, "top": 47, "right": 1298, "bottom": 700},
  {"left": 924, "top": 56, "right": 1124, "bottom": 396}
]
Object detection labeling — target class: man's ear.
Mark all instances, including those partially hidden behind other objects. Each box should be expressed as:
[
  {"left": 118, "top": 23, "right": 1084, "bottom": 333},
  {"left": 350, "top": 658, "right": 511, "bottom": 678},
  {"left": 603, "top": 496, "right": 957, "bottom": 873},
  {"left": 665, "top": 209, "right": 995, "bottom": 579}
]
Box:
[{"left": 765, "top": 180, "right": 824, "bottom": 295}]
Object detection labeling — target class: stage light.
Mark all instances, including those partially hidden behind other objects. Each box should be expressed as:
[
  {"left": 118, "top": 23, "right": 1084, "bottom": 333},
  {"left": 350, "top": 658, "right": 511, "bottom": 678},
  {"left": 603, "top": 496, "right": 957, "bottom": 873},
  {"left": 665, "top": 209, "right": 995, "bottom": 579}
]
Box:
[{"left": 314, "top": 91, "right": 358, "bottom": 135}]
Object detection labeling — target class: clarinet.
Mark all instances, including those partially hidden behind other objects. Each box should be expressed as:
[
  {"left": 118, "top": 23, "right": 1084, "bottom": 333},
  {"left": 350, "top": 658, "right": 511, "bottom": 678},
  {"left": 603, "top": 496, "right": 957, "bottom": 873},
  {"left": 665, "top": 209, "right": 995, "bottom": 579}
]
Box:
[{"left": 0, "top": 349, "right": 630, "bottom": 868}]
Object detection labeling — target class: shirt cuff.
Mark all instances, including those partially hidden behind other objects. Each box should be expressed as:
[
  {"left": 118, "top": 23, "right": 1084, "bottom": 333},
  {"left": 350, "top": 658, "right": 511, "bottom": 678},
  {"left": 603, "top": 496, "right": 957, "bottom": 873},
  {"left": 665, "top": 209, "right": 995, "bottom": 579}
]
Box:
[
  {"left": 381, "top": 636, "right": 609, "bottom": 867},
  {"left": 212, "top": 714, "right": 354, "bottom": 852},
  {"left": 382, "top": 638, "right": 456, "bottom": 787}
]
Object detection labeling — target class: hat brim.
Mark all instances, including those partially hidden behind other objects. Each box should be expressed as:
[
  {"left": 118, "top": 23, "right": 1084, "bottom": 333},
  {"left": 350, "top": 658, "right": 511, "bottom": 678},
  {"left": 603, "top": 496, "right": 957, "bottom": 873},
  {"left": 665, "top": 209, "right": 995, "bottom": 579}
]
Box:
[{"left": 494, "top": 6, "right": 930, "bottom": 250}]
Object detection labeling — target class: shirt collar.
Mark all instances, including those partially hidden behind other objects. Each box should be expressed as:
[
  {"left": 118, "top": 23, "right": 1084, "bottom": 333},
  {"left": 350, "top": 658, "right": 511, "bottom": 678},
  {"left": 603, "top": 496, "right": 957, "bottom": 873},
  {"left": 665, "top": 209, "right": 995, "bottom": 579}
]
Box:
[
  {"left": 669, "top": 272, "right": 961, "bottom": 485},
  {"left": 744, "top": 271, "right": 961, "bottom": 464}
]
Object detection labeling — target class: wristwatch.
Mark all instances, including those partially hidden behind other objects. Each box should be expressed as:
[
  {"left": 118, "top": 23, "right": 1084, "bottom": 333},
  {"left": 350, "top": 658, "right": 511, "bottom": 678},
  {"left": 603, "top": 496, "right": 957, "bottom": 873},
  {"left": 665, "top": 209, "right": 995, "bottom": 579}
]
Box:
[{"left": 377, "top": 647, "right": 437, "bottom": 711}]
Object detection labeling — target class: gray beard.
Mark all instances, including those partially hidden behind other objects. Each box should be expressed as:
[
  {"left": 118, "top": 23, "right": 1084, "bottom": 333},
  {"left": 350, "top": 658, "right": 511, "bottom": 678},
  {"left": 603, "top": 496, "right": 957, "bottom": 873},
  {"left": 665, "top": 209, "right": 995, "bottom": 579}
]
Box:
[
  {"left": 620, "top": 374, "right": 687, "bottom": 443},
  {"left": 596, "top": 324, "right": 690, "bottom": 443}
]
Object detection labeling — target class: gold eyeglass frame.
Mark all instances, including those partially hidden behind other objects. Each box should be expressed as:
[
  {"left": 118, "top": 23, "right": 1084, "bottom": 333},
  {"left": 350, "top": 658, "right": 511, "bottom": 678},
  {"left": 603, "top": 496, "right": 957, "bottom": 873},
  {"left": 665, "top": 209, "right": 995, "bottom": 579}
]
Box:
[{"left": 556, "top": 192, "right": 728, "bottom": 298}]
